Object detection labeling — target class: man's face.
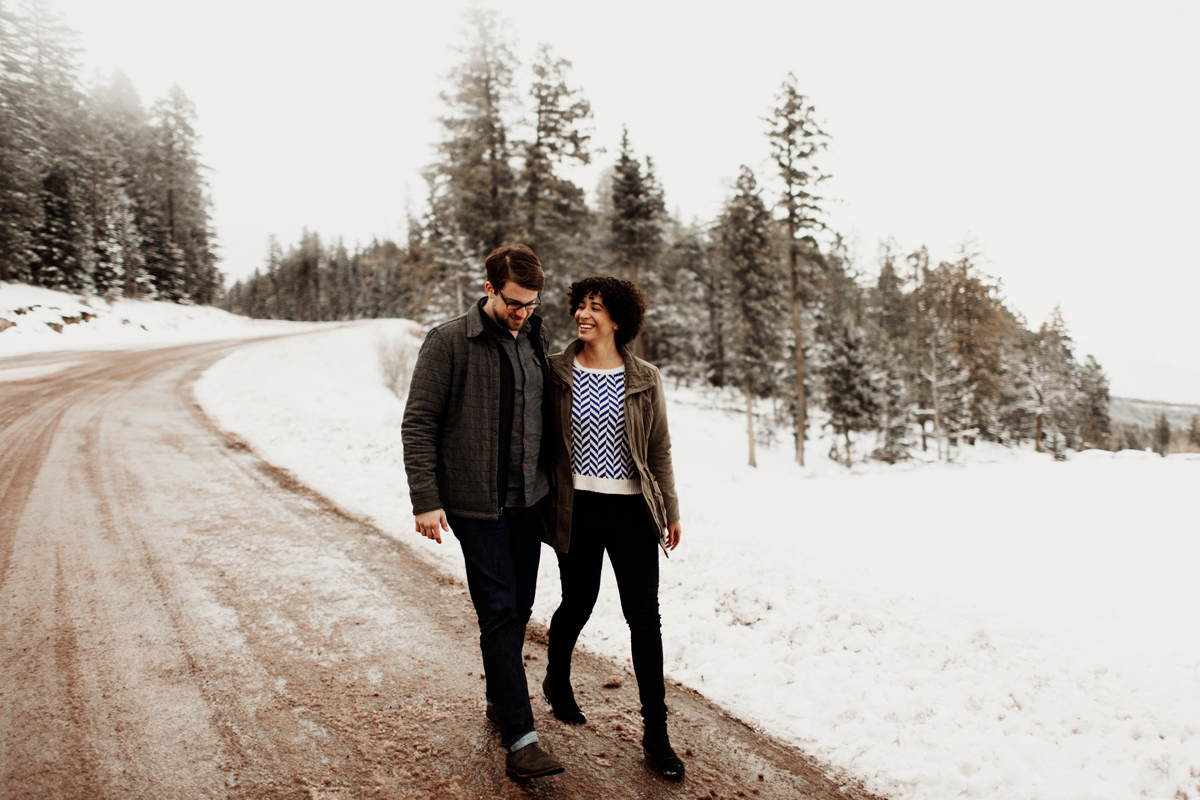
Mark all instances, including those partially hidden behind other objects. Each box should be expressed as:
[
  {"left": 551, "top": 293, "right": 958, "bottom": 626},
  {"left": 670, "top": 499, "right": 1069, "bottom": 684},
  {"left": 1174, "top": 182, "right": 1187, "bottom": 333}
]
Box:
[{"left": 484, "top": 281, "right": 541, "bottom": 335}]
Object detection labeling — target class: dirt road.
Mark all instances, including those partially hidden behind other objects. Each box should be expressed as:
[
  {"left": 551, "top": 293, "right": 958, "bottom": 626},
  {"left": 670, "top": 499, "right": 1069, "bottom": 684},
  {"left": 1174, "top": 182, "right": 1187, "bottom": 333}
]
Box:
[{"left": 0, "top": 343, "right": 883, "bottom": 800}]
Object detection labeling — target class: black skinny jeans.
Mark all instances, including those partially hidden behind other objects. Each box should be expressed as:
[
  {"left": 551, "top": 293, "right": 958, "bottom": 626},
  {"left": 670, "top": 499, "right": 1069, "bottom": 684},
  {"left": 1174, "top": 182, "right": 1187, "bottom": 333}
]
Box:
[{"left": 547, "top": 490, "right": 667, "bottom": 727}]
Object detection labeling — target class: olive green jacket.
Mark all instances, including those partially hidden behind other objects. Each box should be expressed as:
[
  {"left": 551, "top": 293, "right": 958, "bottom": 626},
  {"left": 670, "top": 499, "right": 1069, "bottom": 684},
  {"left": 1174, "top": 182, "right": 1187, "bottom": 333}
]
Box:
[{"left": 544, "top": 340, "right": 680, "bottom": 554}]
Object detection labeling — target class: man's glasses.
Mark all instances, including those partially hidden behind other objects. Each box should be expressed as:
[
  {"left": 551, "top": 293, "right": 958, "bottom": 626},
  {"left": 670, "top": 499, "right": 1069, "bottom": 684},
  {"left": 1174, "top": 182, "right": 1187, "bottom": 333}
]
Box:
[{"left": 498, "top": 288, "right": 542, "bottom": 312}]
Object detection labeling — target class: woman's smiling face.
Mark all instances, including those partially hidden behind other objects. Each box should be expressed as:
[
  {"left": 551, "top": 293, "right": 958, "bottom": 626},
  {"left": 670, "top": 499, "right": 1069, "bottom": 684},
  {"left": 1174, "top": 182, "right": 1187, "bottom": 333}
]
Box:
[{"left": 574, "top": 292, "right": 618, "bottom": 345}]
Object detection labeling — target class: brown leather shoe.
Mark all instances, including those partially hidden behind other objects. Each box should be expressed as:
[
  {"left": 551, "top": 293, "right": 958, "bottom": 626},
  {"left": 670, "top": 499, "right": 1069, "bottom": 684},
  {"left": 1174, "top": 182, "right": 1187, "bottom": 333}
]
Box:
[{"left": 505, "top": 743, "right": 565, "bottom": 779}]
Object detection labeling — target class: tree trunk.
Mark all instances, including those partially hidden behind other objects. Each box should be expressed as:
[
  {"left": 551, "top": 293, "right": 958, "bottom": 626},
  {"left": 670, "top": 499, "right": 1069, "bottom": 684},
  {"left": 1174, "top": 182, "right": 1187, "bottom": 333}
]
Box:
[
  {"left": 705, "top": 270, "right": 725, "bottom": 387},
  {"left": 930, "top": 338, "right": 943, "bottom": 461},
  {"left": 526, "top": 171, "right": 540, "bottom": 248},
  {"left": 745, "top": 383, "right": 757, "bottom": 468},
  {"left": 789, "top": 242, "right": 806, "bottom": 466},
  {"left": 92, "top": 180, "right": 100, "bottom": 243}
]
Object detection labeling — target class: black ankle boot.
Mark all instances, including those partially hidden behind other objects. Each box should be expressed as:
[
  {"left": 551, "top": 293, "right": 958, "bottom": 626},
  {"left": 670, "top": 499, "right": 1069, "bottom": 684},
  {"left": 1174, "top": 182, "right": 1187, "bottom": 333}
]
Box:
[
  {"left": 542, "top": 674, "right": 586, "bottom": 724},
  {"left": 642, "top": 725, "right": 685, "bottom": 779}
]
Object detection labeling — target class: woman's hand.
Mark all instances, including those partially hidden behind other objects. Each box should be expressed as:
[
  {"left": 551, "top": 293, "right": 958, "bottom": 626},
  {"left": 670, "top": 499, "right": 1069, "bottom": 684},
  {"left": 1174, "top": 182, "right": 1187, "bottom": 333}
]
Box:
[{"left": 666, "top": 521, "right": 682, "bottom": 551}]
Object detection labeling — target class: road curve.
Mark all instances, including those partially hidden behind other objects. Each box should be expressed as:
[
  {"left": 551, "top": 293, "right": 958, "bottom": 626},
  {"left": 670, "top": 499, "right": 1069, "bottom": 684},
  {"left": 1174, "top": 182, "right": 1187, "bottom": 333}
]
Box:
[{"left": 0, "top": 343, "right": 883, "bottom": 800}]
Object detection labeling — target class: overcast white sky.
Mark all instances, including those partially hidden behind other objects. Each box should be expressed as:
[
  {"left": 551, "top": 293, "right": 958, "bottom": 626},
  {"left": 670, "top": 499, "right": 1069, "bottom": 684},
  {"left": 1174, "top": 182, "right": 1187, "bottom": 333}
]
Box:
[{"left": 48, "top": 0, "right": 1199, "bottom": 402}]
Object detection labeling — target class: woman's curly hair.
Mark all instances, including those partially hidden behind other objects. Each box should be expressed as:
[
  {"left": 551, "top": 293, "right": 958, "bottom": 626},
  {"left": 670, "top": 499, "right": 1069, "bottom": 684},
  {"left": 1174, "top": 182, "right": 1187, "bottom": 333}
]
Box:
[{"left": 566, "top": 276, "right": 646, "bottom": 348}]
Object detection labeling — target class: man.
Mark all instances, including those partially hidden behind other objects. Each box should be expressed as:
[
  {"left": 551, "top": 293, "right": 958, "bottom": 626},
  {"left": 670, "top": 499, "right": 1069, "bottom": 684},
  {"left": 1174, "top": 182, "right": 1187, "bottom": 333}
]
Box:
[{"left": 401, "top": 243, "right": 563, "bottom": 779}]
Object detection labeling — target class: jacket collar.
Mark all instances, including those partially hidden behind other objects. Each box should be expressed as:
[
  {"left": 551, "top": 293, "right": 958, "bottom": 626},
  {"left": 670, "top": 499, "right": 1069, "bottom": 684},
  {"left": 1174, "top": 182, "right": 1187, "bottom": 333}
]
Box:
[
  {"left": 551, "top": 339, "right": 656, "bottom": 394},
  {"left": 468, "top": 296, "right": 543, "bottom": 342}
]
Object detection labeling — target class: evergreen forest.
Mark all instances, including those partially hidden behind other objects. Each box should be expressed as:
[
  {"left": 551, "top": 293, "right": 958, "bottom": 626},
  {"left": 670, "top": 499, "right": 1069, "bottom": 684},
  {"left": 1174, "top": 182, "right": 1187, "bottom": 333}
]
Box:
[
  {"left": 0, "top": 0, "right": 220, "bottom": 303},
  {"left": 5, "top": 6, "right": 1191, "bottom": 462},
  {"left": 224, "top": 10, "right": 1142, "bottom": 463}
]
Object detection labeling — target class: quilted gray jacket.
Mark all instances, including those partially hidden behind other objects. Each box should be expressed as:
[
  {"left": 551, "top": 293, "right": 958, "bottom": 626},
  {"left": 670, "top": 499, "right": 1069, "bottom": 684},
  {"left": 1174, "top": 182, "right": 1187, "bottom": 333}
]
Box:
[{"left": 401, "top": 300, "right": 550, "bottom": 520}]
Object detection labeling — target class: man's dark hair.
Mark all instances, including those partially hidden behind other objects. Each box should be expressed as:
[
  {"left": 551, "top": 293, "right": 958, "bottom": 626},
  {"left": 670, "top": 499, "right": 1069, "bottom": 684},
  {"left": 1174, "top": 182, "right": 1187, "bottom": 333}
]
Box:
[
  {"left": 566, "top": 276, "right": 647, "bottom": 348},
  {"left": 485, "top": 244, "right": 544, "bottom": 292}
]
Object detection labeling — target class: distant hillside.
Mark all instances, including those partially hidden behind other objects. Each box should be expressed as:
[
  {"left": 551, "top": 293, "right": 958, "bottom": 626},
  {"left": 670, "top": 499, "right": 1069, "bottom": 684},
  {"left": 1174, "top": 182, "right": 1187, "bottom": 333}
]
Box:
[{"left": 1110, "top": 397, "right": 1199, "bottom": 429}]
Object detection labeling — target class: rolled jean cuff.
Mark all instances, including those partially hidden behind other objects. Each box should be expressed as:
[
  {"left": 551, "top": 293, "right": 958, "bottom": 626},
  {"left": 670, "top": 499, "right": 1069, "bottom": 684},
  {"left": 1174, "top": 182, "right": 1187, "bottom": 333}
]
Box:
[{"left": 508, "top": 730, "right": 538, "bottom": 753}]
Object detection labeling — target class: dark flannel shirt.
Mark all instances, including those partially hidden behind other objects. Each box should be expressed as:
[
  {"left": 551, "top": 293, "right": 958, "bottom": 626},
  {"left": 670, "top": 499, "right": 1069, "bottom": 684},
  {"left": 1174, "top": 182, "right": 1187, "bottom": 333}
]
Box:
[{"left": 481, "top": 307, "right": 550, "bottom": 508}]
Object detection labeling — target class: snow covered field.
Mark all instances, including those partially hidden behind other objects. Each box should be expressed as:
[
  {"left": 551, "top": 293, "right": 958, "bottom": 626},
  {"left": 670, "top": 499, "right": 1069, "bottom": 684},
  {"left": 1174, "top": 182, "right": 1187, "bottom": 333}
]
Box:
[
  {"left": 194, "top": 320, "right": 1200, "bottom": 800},
  {"left": 7, "top": 286, "right": 1197, "bottom": 800}
]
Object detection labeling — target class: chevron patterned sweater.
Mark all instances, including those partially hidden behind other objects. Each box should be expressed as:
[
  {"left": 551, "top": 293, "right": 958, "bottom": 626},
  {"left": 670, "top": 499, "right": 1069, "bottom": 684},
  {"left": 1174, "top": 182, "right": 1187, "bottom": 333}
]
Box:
[{"left": 570, "top": 364, "right": 641, "bottom": 494}]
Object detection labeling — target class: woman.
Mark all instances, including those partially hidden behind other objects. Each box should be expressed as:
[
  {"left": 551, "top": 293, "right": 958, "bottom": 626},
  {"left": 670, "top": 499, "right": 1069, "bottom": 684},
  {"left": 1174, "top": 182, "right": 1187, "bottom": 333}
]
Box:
[{"left": 542, "top": 276, "right": 685, "bottom": 780}]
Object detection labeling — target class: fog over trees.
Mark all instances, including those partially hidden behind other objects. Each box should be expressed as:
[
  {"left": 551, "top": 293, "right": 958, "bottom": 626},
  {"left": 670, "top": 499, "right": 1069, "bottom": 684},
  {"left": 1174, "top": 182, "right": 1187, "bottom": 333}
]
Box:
[{"left": 0, "top": 0, "right": 219, "bottom": 303}]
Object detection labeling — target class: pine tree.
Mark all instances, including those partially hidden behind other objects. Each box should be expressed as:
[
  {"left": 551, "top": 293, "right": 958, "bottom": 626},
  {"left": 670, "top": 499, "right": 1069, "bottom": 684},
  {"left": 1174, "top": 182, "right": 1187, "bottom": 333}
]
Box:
[
  {"left": 866, "top": 241, "right": 916, "bottom": 462},
  {"left": 89, "top": 181, "right": 138, "bottom": 298},
  {"left": 1187, "top": 413, "right": 1200, "bottom": 450},
  {"left": 716, "top": 166, "right": 782, "bottom": 467},
  {"left": 646, "top": 224, "right": 710, "bottom": 384},
  {"left": 262, "top": 235, "right": 283, "bottom": 317},
  {"left": 820, "top": 315, "right": 879, "bottom": 467},
  {"left": 326, "top": 239, "right": 357, "bottom": 320},
  {"left": 24, "top": 0, "right": 92, "bottom": 294},
  {"left": 517, "top": 43, "right": 593, "bottom": 346},
  {"left": 902, "top": 246, "right": 937, "bottom": 451},
  {"left": 288, "top": 229, "right": 323, "bottom": 321},
  {"left": 666, "top": 224, "right": 730, "bottom": 387},
  {"left": 1012, "top": 309, "right": 1084, "bottom": 455},
  {"left": 30, "top": 166, "right": 85, "bottom": 289},
  {"left": 1153, "top": 412, "right": 1171, "bottom": 456},
  {"left": 767, "top": 73, "right": 829, "bottom": 466},
  {"left": 1075, "top": 355, "right": 1110, "bottom": 450},
  {"left": 870, "top": 360, "right": 912, "bottom": 464},
  {"left": 610, "top": 127, "right": 664, "bottom": 287},
  {"left": 521, "top": 43, "right": 591, "bottom": 251},
  {"left": 139, "top": 212, "right": 182, "bottom": 300},
  {"left": 918, "top": 248, "right": 1019, "bottom": 445},
  {"left": 89, "top": 71, "right": 155, "bottom": 297},
  {"left": 0, "top": 0, "right": 39, "bottom": 281},
  {"left": 433, "top": 8, "right": 519, "bottom": 257},
  {"left": 3, "top": 0, "right": 89, "bottom": 286},
  {"left": 411, "top": 169, "right": 476, "bottom": 322},
  {"left": 874, "top": 241, "right": 913, "bottom": 344},
  {"left": 424, "top": 215, "right": 476, "bottom": 322},
  {"left": 147, "top": 84, "right": 218, "bottom": 302},
  {"left": 918, "top": 311, "right": 974, "bottom": 460},
  {"left": 18, "top": 0, "right": 85, "bottom": 164}
]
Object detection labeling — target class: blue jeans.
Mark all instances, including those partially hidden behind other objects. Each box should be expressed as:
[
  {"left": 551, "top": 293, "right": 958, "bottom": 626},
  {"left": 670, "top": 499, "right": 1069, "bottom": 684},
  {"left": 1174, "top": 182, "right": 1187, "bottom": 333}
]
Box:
[{"left": 447, "top": 499, "right": 544, "bottom": 749}]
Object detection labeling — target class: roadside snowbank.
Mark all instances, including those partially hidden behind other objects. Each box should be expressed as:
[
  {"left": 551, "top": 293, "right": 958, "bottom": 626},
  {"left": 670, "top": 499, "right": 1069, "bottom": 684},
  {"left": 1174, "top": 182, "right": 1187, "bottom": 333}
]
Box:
[
  {"left": 195, "top": 320, "right": 1200, "bottom": 800},
  {"left": 0, "top": 281, "right": 309, "bottom": 357}
]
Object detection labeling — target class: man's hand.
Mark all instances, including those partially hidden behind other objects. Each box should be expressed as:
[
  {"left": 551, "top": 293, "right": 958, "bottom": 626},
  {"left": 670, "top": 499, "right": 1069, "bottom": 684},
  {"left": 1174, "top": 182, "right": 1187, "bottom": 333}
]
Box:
[
  {"left": 666, "top": 521, "right": 682, "bottom": 551},
  {"left": 415, "top": 509, "right": 450, "bottom": 544}
]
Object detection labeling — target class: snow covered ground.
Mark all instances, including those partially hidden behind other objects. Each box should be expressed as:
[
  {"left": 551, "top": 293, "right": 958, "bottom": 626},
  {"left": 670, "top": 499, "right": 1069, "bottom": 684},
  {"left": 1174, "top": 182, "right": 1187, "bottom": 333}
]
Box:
[
  {"left": 193, "top": 320, "right": 1200, "bottom": 800},
  {"left": 7, "top": 287, "right": 1197, "bottom": 800},
  {"left": 0, "top": 281, "right": 311, "bottom": 357}
]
